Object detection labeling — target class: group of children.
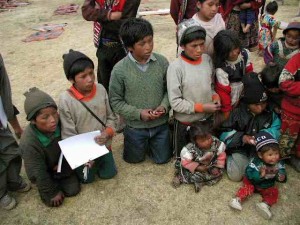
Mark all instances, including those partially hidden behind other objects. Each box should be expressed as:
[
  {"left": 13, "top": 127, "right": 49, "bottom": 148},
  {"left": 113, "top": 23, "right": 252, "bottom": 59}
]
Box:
[{"left": 1, "top": 2, "right": 300, "bottom": 222}]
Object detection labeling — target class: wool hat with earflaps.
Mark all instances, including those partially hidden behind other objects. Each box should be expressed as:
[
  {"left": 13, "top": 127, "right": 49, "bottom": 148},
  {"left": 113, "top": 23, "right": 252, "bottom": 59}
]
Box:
[
  {"left": 62, "top": 49, "right": 94, "bottom": 79},
  {"left": 24, "top": 87, "right": 57, "bottom": 121},
  {"left": 242, "top": 72, "right": 268, "bottom": 104},
  {"left": 255, "top": 131, "right": 278, "bottom": 152}
]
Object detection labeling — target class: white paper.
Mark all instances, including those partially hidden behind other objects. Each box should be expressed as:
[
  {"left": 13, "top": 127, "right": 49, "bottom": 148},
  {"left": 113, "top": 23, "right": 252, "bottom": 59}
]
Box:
[{"left": 58, "top": 131, "right": 109, "bottom": 170}]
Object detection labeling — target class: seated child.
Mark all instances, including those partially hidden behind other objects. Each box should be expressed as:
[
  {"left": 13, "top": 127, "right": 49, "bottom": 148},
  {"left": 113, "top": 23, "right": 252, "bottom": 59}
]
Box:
[
  {"left": 0, "top": 54, "right": 31, "bottom": 210},
  {"left": 278, "top": 52, "right": 300, "bottom": 171},
  {"left": 168, "top": 22, "right": 221, "bottom": 158},
  {"left": 213, "top": 29, "right": 253, "bottom": 117},
  {"left": 229, "top": 132, "right": 286, "bottom": 220},
  {"left": 59, "top": 50, "right": 118, "bottom": 183},
  {"left": 220, "top": 72, "right": 281, "bottom": 182},
  {"left": 109, "top": 18, "right": 172, "bottom": 164},
  {"left": 264, "top": 21, "right": 300, "bottom": 71},
  {"left": 20, "top": 87, "right": 80, "bottom": 207},
  {"left": 260, "top": 62, "right": 283, "bottom": 115},
  {"left": 239, "top": 0, "right": 261, "bottom": 33},
  {"left": 258, "top": 1, "right": 280, "bottom": 53},
  {"left": 173, "top": 121, "right": 226, "bottom": 192}
]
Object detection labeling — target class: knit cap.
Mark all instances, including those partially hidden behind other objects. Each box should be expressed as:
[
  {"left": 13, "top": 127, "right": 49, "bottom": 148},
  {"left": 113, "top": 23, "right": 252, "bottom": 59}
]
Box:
[
  {"left": 24, "top": 87, "right": 57, "bottom": 121},
  {"left": 62, "top": 49, "right": 94, "bottom": 79},
  {"left": 242, "top": 72, "right": 268, "bottom": 104},
  {"left": 177, "top": 19, "right": 206, "bottom": 45},
  {"left": 283, "top": 21, "right": 300, "bottom": 35},
  {"left": 255, "top": 131, "right": 278, "bottom": 152}
]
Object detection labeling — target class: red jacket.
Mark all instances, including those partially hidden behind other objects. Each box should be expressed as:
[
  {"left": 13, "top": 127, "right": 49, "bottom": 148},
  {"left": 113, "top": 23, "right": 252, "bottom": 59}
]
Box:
[{"left": 279, "top": 53, "right": 300, "bottom": 120}]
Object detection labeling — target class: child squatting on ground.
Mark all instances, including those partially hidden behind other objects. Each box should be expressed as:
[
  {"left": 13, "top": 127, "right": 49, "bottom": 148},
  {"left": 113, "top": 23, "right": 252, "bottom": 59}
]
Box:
[
  {"left": 173, "top": 120, "right": 226, "bottom": 192},
  {"left": 0, "top": 54, "right": 31, "bottom": 210},
  {"left": 229, "top": 132, "right": 286, "bottom": 220},
  {"left": 109, "top": 18, "right": 172, "bottom": 164},
  {"left": 20, "top": 88, "right": 80, "bottom": 207},
  {"left": 59, "top": 50, "right": 118, "bottom": 183}
]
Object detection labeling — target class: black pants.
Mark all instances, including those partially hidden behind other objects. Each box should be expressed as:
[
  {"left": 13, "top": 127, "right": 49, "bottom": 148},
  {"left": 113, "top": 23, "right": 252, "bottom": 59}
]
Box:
[{"left": 96, "top": 44, "right": 126, "bottom": 91}]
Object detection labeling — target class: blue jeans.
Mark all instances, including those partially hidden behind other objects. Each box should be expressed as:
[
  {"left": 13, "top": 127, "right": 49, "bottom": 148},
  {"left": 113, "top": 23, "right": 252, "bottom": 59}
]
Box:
[{"left": 123, "top": 123, "right": 171, "bottom": 164}]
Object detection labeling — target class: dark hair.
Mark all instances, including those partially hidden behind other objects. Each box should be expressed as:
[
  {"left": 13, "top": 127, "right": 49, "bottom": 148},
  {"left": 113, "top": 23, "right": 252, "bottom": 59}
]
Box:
[
  {"left": 180, "top": 29, "right": 206, "bottom": 46},
  {"left": 189, "top": 120, "right": 212, "bottom": 143},
  {"left": 68, "top": 59, "right": 94, "bottom": 80},
  {"left": 213, "top": 30, "right": 241, "bottom": 68},
  {"left": 260, "top": 63, "right": 281, "bottom": 88},
  {"left": 265, "top": 1, "right": 278, "bottom": 15},
  {"left": 259, "top": 143, "right": 280, "bottom": 155},
  {"left": 120, "top": 18, "right": 153, "bottom": 48}
]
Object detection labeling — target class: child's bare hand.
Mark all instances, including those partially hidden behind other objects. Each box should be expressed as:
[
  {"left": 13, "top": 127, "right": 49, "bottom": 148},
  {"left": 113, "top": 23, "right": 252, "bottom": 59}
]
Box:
[
  {"left": 50, "top": 191, "right": 64, "bottom": 207},
  {"left": 140, "top": 109, "right": 153, "bottom": 121},
  {"left": 85, "top": 160, "right": 95, "bottom": 168},
  {"left": 196, "top": 165, "right": 208, "bottom": 172},
  {"left": 260, "top": 166, "right": 266, "bottom": 178},
  {"left": 110, "top": 11, "right": 122, "bottom": 20},
  {"left": 203, "top": 103, "right": 221, "bottom": 113},
  {"left": 242, "top": 135, "right": 256, "bottom": 145},
  {"left": 277, "top": 173, "right": 286, "bottom": 182},
  {"left": 150, "top": 106, "right": 166, "bottom": 119},
  {"left": 94, "top": 131, "right": 110, "bottom": 145}
]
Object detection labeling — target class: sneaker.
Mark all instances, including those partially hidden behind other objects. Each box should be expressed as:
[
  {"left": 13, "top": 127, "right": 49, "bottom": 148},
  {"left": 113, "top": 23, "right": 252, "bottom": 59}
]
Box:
[
  {"left": 256, "top": 202, "right": 272, "bottom": 220},
  {"left": 16, "top": 180, "right": 31, "bottom": 193},
  {"left": 0, "top": 194, "right": 17, "bottom": 210},
  {"left": 229, "top": 198, "right": 242, "bottom": 211}
]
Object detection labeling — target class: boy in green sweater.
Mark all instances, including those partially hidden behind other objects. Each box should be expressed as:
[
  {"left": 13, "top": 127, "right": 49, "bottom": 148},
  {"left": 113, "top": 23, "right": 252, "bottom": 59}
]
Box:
[{"left": 109, "top": 18, "right": 171, "bottom": 163}]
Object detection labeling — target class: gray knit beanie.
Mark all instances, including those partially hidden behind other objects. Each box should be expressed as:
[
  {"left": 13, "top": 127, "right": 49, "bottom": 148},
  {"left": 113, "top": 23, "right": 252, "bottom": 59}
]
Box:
[
  {"left": 24, "top": 87, "right": 57, "bottom": 121},
  {"left": 62, "top": 49, "right": 94, "bottom": 79}
]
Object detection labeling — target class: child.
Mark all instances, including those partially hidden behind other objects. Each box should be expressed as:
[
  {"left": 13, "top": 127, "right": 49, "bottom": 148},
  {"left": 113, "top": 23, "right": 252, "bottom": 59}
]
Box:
[
  {"left": 109, "top": 18, "right": 172, "bottom": 164},
  {"left": 20, "top": 87, "right": 80, "bottom": 207},
  {"left": 278, "top": 52, "right": 300, "bottom": 171},
  {"left": 264, "top": 21, "right": 300, "bottom": 71},
  {"left": 173, "top": 121, "right": 226, "bottom": 192},
  {"left": 229, "top": 132, "right": 286, "bottom": 220},
  {"left": 220, "top": 72, "right": 281, "bottom": 182},
  {"left": 258, "top": 1, "right": 280, "bottom": 53},
  {"left": 213, "top": 29, "right": 253, "bottom": 117},
  {"left": 260, "top": 62, "right": 283, "bottom": 115},
  {"left": 167, "top": 23, "right": 221, "bottom": 158},
  {"left": 239, "top": 0, "right": 261, "bottom": 33},
  {"left": 0, "top": 54, "right": 31, "bottom": 210},
  {"left": 59, "top": 50, "right": 118, "bottom": 183},
  {"left": 82, "top": 0, "right": 141, "bottom": 90}
]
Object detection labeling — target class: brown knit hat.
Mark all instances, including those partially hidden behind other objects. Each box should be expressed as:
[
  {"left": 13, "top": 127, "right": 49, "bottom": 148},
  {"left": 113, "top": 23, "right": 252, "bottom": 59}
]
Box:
[{"left": 24, "top": 87, "right": 57, "bottom": 121}]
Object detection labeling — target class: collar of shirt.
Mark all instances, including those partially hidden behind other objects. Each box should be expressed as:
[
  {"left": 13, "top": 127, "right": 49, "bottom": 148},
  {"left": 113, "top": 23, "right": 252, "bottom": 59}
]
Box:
[
  {"left": 69, "top": 83, "right": 97, "bottom": 102},
  {"left": 31, "top": 123, "right": 61, "bottom": 147},
  {"left": 128, "top": 52, "right": 156, "bottom": 72}
]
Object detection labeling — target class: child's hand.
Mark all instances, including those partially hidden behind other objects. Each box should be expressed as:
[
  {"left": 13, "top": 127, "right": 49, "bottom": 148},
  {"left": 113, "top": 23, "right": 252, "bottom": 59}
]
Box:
[
  {"left": 109, "top": 11, "right": 122, "bottom": 20},
  {"left": 277, "top": 173, "right": 286, "bottom": 182},
  {"left": 260, "top": 165, "right": 266, "bottom": 178},
  {"left": 50, "top": 191, "right": 64, "bottom": 207},
  {"left": 242, "top": 135, "right": 256, "bottom": 145},
  {"left": 196, "top": 165, "right": 208, "bottom": 172},
  {"left": 94, "top": 131, "right": 110, "bottom": 145},
  {"left": 203, "top": 103, "right": 221, "bottom": 113},
  {"left": 85, "top": 160, "right": 95, "bottom": 168},
  {"left": 150, "top": 106, "right": 166, "bottom": 119},
  {"left": 140, "top": 109, "right": 154, "bottom": 121}
]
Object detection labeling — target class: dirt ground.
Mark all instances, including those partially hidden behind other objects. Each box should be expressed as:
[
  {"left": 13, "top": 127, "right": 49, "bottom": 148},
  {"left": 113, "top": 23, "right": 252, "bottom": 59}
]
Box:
[{"left": 0, "top": 0, "right": 300, "bottom": 224}]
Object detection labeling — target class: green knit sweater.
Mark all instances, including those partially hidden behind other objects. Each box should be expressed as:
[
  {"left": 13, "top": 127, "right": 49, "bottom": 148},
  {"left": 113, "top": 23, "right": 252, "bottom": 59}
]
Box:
[{"left": 109, "top": 53, "right": 170, "bottom": 128}]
